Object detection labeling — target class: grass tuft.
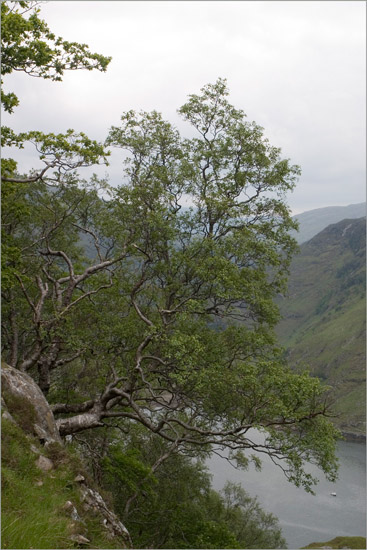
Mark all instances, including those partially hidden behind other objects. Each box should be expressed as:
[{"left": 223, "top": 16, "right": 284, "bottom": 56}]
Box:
[{"left": 1, "top": 418, "right": 126, "bottom": 549}]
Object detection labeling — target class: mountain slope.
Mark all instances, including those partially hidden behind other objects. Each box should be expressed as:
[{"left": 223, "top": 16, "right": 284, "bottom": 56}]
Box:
[
  {"left": 291, "top": 203, "right": 366, "bottom": 244},
  {"left": 276, "top": 217, "right": 366, "bottom": 437}
]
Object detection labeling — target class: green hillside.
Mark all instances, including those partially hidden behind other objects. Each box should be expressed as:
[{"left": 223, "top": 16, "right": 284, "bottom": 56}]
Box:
[
  {"left": 276, "top": 217, "right": 366, "bottom": 437},
  {"left": 302, "top": 536, "right": 366, "bottom": 549}
]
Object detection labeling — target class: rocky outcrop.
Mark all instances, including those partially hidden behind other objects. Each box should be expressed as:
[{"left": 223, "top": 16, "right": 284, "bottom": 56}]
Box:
[
  {"left": 75, "top": 475, "right": 132, "bottom": 544},
  {"left": 1, "top": 363, "right": 131, "bottom": 548},
  {"left": 35, "top": 454, "right": 54, "bottom": 472},
  {"left": 1, "top": 363, "right": 62, "bottom": 445}
]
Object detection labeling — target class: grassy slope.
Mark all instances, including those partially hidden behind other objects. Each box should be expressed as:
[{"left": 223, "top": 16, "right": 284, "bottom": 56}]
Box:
[
  {"left": 302, "top": 536, "right": 367, "bottom": 549},
  {"left": 1, "top": 417, "right": 123, "bottom": 549},
  {"left": 276, "top": 218, "right": 366, "bottom": 435}
]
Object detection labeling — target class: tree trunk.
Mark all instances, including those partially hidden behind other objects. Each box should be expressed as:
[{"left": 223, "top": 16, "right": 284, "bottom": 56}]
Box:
[
  {"left": 56, "top": 406, "right": 104, "bottom": 436},
  {"left": 37, "top": 342, "right": 61, "bottom": 395},
  {"left": 38, "top": 359, "right": 51, "bottom": 395},
  {"left": 9, "top": 298, "right": 18, "bottom": 367}
]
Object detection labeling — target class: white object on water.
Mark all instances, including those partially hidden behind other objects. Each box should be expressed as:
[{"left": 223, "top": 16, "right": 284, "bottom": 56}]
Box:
[{"left": 330, "top": 492, "right": 337, "bottom": 496}]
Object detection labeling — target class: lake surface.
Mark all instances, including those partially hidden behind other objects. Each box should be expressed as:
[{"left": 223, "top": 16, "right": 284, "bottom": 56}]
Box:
[{"left": 207, "top": 437, "right": 366, "bottom": 549}]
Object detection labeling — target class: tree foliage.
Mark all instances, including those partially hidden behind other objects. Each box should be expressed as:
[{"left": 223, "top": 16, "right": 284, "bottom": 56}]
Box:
[
  {"left": 1, "top": 1, "right": 110, "bottom": 113},
  {"left": 74, "top": 428, "right": 286, "bottom": 549},
  {"left": 2, "top": 1, "right": 340, "bottom": 520},
  {"left": 1, "top": 1, "right": 111, "bottom": 292}
]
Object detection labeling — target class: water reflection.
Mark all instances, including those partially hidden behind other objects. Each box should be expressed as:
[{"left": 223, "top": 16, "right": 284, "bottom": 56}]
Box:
[{"left": 207, "top": 439, "right": 366, "bottom": 549}]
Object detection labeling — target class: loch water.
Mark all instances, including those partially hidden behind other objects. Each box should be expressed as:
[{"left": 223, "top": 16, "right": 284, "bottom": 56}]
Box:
[{"left": 207, "top": 437, "right": 366, "bottom": 549}]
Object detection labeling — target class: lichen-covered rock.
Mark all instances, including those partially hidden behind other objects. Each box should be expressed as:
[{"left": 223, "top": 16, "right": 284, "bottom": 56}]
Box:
[
  {"left": 79, "top": 484, "right": 132, "bottom": 546},
  {"left": 2, "top": 395, "right": 16, "bottom": 424},
  {"left": 74, "top": 474, "right": 85, "bottom": 483},
  {"left": 63, "top": 500, "right": 83, "bottom": 523},
  {"left": 35, "top": 455, "right": 54, "bottom": 472},
  {"left": 1, "top": 364, "right": 62, "bottom": 445},
  {"left": 69, "top": 534, "right": 90, "bottom": 545},
  {"left": 2, "top": 409, "right": 16, "bottom": 424}
]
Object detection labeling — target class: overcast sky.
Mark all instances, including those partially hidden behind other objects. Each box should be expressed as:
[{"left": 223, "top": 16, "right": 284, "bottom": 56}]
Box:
[{"left": 3, "top": 1, "right": 366, "bottom": 214}]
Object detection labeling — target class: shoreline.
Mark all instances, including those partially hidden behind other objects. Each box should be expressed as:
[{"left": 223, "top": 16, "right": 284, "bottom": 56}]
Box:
[{"left": 341, "top": 431, "right": 366, "bottom": 443}]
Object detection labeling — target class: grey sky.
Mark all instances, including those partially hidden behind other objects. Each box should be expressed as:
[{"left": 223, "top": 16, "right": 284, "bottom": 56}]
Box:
[{"left": 3, "top": 1, "right": 366, "bottom": 214}]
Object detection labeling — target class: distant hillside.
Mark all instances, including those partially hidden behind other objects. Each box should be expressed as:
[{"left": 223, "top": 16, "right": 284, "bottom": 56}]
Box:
[
  {"left": 291, "top": 203, "right": 366, "bottom": 244},
  {"left": 277, "top": 217, "right": 366, "bottom": 437}
]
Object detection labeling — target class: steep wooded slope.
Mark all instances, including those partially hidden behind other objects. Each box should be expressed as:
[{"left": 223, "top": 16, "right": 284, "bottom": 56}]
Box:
[
  {"left": 1, "top": 364, "right": 131, "bottom": 549},
  {"left": 276, "top": 218, "right": 366, "bottom": 437}
]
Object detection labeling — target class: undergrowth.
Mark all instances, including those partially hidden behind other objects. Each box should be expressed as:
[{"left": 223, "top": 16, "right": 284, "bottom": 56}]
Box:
[{"left": 1, "top": 418, "right": 123, "bottom": 549}]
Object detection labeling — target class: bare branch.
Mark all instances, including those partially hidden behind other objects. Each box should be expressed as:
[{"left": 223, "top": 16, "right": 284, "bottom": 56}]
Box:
[
  {"left": 1, "top": 163, "right": 54, "bottom": 183},
  {"left": 18, "top": 342, "right": 43, "bottom": 372},
  {"left": 71, "top": 222, "right": 104, "bottom": 262},
  {"left": 132, "top": 299, "right": 153, "bottom": 327},
  {"left": 40, "top": 247, "right": 75, "bottom": 280},
  {"left": 52, "top": 400, "right": 96, "bottom": 415},
  {"left": 15, "top": 274, "right": 37, "bottom": 317},
  {"left": 58, "top": 280, "right": 114, "bottom": 318},
  {"left": 53, "top": 350, "right": 85, "bottom": 369}
]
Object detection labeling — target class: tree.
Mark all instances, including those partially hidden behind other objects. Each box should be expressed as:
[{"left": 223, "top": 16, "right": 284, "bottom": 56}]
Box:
[
  {"left": 2, "top": 2, "right": 339, "bottom": 496},
  {"left": 77, "top": 428, "right": 286, "bottom": 548},
  {"left": 1, "top": 1, "right": 112, "bottom": 294},
  {"left": 217, "top": 481, "right": 286, "bottom": 549}
]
